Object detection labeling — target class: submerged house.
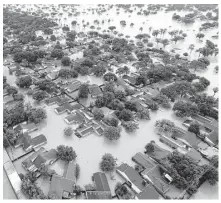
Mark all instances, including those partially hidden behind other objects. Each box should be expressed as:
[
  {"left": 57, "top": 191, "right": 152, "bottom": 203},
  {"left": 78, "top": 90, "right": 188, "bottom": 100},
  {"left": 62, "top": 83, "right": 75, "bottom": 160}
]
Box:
[
  {"left": 54, "top": 102, "right": 83, "bottom": 114},
  {"left": 86, "top": 172, "right": 112, "bottom": 199},
  {"left": 45, "top": 95, "right": 72, "bottom": 106},
  {"left": 46, "top": 69, "right": 60, "bottom": 80},
  {"left": 22, "top": 147, "right": 46, "bottom": 171},
  {"left": 66, "top": 80, "right": 81, "bottom": 93},
  {"left": 88, "top": 84, "right": 103, "bottom": 98},
  {"left": 13, "top": 122, "right": 38, "bottom": 135},
  {"left": 22, "top": 148, "right": 57, "bottom": 172},
  {"left": 14, "top": 133, "right": 47, "bottom": 152},
  {"left": 64, "top": 110, "right": 87, "bottom": 125},
  {"left": 116, "top": 163, "right": 159, "bottom": 199},
  {"left": 48, "top": 161, "right": 76, "bottom": 199}
]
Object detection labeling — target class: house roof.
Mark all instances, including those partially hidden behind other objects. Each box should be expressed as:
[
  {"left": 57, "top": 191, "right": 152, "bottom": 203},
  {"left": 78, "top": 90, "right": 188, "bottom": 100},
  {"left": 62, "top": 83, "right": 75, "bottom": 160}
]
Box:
[
  {"left": 63, "top": 161, "right": 76, "bottom": 182},
  {"left": 14, "top": 123, "right": 38, "bottom": 133},
  {"left": 132, "top": 152, "right": 156, "bottom": 170},
  {"left": 31, "top": 134, "right": 47, "bottom": 147},
  {"left": 49, "top": 174, "right": 75, "bottom": 199},
  {"left": 186, "top": 149, "right": 202, "bottom": 163},
  {"left": 141, "top": 165, "right": 170, "bottom": 195},
  {"left": 116, "top": 163, "right": 146, "bottom": 193},
  {"left": 86, "top": 191, "right": 112, "bottom": 199},
  {"left": 93, "top": 172, "right": 111, "bottom": 192},
  {"left": 33, "top": 149, "right": 57, "bottom": 168},
  {"left": 67, "top": 80, "right": 81, "bottom": 92},
  {"left": 22, "top": 147, "right": 46, "bottom": 169},
  {"left": 207, "top": 129, "right": 218, "bottom": 145},
  {"left": 136, "top": 185, "right": 160, "bottom": 199},
  {"left": 88, "top": 84, "right": 103, "bottom": 97},
  {"left": 65, "top": 111, "right": 86, "bottom": 123}
]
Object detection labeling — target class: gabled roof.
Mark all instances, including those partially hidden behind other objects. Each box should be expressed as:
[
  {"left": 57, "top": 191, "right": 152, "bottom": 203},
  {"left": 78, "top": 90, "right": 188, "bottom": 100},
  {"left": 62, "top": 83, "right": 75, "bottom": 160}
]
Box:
[
  {"left": 132, "top": 152, "right": 156, "bottom": 170},
  {"left": 116, "top": 163, "right": 146, "bottom": 193},
  {"left": 49, "top": 174, "right": 75, "bottom": 199},
  {"left": 136, "top": 184, "right": 160, "bottom": 199},
  {"left": 63, "top": 161, "right": 76, "bottom": 182},
  {"left": 93, "top": 172, "right": 111, "bottom": 192},
  {"left": 33, "top": 149, "right": 57, "bottom": 168},
  {"left": 141, "top": 165, "right": 170, "bottom": 195},
  {"left": 88, "top": 84, "right": 103, "bottom": 97},
  {"left": 186, "top": 149, "right": 202, "bottom": 163}
]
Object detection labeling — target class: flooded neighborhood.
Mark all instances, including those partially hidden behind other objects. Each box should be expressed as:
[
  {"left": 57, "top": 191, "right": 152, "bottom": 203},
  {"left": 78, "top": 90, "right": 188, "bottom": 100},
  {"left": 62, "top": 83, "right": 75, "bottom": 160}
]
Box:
[{"left": 3, "top": 3, "right": 219, "bottom": 200}]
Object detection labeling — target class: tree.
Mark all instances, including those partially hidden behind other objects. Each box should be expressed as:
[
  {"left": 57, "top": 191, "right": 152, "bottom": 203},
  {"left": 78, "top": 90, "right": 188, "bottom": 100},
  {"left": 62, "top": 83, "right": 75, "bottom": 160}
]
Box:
[
  {"left": 162, "top": 39, "right": 169, "bottom": 48},
  {"left": 64, "top": 127, "right": 73, "bottom": 136},
  {"left": 27, "top": 107, "right": 47, "bottom": 124},
  {"left": 155, "top": 119, "right": 175, "bottom": 134},
  {"left": 13, "top": 93, "right": 24, "bottom": 101},
  {"left": 202, "top": 165, "right": 218, "bottom": 186},
  {"left": 213, "top": 87, "right": 218, "bottom": 96},
  {"left": 152, "top": 93, "right": 171, "bottom": 108},
  {"left": 104, "top": 117, "right": 119, "bottom": 127},
  {"left": 136, "top": 108, "right": 150, "bottom": 120},
  {"left": 188, "top": 122, "right": 200, "bottom": 136},
  {"left": 103, "top": 126, "right": 121, "bottom": 140},
  {"left": 173, "top": 101, "right": 198, "bottom": 117},
  {"left": 61, "top": 56, "right": 71, "bottom": 66},
  {"left": 50, "top": 35, "right": 56, "bottom": 41},
  {"left": 210, "top": 155, "right": 218, "bottom": 168},
  {"left": 100, "top": 153, "right": 116, "bottom": 173},
  {"left": 196, "top": 33, "right": 205, "bottom": 39},
  {"left": 32, "top": 90, "right": 47, "bottom": 102},
  {"left": 122, "top": 121, "right": 139, "bottom": 133},
  {"left": 78, "top": 83, "right": 89, "bottom": 99},
  {"left": 51, "top": 49, "right": 64, "bottom": 59},
  {"left": 6, "top": 86, "right": 18, "bottom": 95},
  {"left": 103, "top": 72, "right": 117, "bottom": 82},
  {"left": 152, "top": 30, "right": 159, "bottom": 38},
  {"left": 16, "top": 75, "right": 32, "bottom": 88},
  {"left": 75, "top": 163, "right": 80, "bottom": 180},
  {"left": 66, "top": 31, "right": 77, "bottom": 41},
  {"left": 92, "top": 108, "right": 104, "bottom": 121},
  {"left": 21, "top": 177, "right": 46, "bottom": 199},
  {"left": 135, "top": 75, "right": 147, "bottom": 86},
  {"left": 95, "top": 96, "right": 105, "bottom": 108},
  {"left": 145, "top": 143, "right": 155, "bottom": 153},
  {"left": 62, "top": 26, "right": 70, "bottom": 32},
  {"left": 115, "top": 109, "right": 133, "bottom": 121},
  {"left": 56, "top": 145, "right": 77, "bottom": 162},
  {"left": 44, "top": 28, "right": 53, "bottom": 35},
  {"left": 114, "top": 90, "right": 126, "bottom": 101}
]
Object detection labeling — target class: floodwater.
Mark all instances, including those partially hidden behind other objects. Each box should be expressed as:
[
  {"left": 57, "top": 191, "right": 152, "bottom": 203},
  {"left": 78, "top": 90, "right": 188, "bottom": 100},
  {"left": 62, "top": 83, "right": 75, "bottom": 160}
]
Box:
[{"left": 3, "top": 4, "right": 218, "bottom": 199}]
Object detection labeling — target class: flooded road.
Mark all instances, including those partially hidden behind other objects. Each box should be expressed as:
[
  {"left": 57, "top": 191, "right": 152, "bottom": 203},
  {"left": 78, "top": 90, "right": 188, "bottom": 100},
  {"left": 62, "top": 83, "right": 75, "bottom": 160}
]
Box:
[{"left": 3, "top": 4, "right": 218, "bottom": 199}]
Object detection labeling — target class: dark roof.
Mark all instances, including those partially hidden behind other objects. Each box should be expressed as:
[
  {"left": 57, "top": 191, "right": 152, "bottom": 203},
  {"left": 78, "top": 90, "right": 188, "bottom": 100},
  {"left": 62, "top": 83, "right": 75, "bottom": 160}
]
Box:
[
  {"left": 132, "top": 152, "right": 156, "bottom": 170},
  {"left": 207, "top": 129, "right": 218, "bottom": 145},
  {"left": 141, "top": 165, "right": 170, "bottom": 194},
  {"left": 86, "top": 191, "right": 112, "bottom": 199},
  {"left": 93, "top": 172, "right": 111, "bottom": 192},
  {"left": 186, "top": 149, "right": 202, "bottom": 163},
  {"left": 116, "top": 163, "right": 146, "bottom": 192},
  {"left": 31, "top": 134, "right": 47, "bottom": 147},
  {"left": 136, "top": 185, "right": 160, "bottom": 199},
  {"left": 63, "top": 161, "right": 76, "bottom": 182},
  {"left": 88, "top": 84, "right": 103, "bottom": 97},
  {"left": 22, "top": 147, "right": 45, "bottom": 169},
  {"left": 33, "top": 149, "right": 57, "bottom": 168},
  {"left": 49, "top": 174, "right": 75, "bottom": 199}
]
